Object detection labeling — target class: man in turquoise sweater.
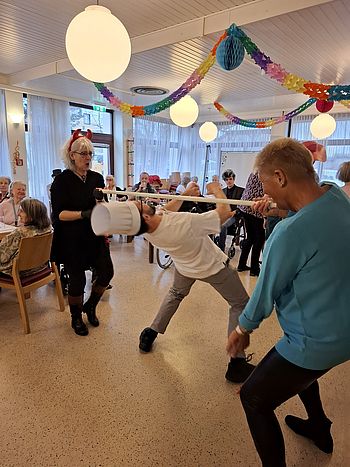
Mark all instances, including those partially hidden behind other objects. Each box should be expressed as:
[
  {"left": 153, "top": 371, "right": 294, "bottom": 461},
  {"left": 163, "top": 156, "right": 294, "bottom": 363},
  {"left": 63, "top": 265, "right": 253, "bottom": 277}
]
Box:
[{"left": 227, "top": 138, "right": 350, "bottom": 467}]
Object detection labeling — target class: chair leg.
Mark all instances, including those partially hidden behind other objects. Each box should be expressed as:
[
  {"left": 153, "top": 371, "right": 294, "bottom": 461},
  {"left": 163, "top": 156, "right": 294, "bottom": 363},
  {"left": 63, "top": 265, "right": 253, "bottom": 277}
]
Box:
[
  {"left": 52, "top": 262, "right": 65, "bottom": 311},
  {"left": 16, "top": 288, "right": 30, "bottom": 334}
]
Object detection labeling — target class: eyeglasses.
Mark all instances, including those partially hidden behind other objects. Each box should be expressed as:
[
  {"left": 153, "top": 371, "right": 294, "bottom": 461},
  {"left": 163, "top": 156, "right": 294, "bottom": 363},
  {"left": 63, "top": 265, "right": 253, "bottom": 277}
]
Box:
[{"left": 74, "top": 151, "right": 93, "bottom": 157}]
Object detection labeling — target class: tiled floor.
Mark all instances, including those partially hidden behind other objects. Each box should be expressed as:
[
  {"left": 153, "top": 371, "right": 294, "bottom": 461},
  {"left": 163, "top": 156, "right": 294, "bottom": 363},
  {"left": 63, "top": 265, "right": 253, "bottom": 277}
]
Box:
[{"left": 0, "top": 236, "right": 349, "bottom": 466}]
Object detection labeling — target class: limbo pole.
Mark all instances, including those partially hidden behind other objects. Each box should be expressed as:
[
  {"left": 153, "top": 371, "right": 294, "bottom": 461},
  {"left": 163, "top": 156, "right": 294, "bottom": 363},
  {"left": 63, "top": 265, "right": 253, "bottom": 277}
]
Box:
[{"left": 101, "top": 189, "right": 258, "bottom": 207}]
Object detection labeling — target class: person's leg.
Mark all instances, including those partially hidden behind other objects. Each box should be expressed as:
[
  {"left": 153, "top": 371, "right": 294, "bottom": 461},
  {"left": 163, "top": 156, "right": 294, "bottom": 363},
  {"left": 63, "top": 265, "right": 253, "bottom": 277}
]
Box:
[
  {"left": 218, "top": 216, "right": 235, "bottom": 252},
  {"left": 237, "top": 213, "right": 254, "bottom": 270},
  {"left": 64, "top": 263, "right": 88, "bottom": 336},
  {"left": 139, "top": 269, "right": 195, "bottom": 352},
  {"left": 84, "top": 239, "right": 114, "bottom": 326},
  {"left": 201, "top": 264, "right": 254, "bottom": 382},
  {"left": 285, "top": 380, "right": 333, "bottom": 453},
  {"left": 249, "top": 216, "right": 265, "bottom": 275},
  {"left": 239, "top": 347, "right": 330, "bottom": 467}
]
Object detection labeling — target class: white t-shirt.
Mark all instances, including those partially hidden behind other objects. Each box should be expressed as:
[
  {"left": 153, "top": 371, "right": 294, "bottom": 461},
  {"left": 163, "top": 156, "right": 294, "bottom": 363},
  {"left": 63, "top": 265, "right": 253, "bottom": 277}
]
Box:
[{"left": 144, "top": 210, "right": 228, "bottom": 279}]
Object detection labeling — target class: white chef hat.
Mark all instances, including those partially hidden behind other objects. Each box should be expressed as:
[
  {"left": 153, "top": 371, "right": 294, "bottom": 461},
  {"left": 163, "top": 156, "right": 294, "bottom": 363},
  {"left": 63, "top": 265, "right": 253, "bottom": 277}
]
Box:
[{"left": 91, "top": 201, "right": 141, "bottom": 236}]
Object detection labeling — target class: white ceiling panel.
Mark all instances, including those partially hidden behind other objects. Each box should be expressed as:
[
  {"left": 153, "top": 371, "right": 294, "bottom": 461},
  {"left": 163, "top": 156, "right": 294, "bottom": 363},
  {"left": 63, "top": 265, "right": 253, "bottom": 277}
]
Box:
[{"left": 1, "top": 0, "right": 349, "bottom": 117}]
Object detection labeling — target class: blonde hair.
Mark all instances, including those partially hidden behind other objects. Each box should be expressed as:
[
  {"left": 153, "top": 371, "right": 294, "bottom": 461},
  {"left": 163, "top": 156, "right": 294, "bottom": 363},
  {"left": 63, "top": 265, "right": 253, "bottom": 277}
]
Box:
[
  {"left": 62, "top": 135, "right": 94, "bottom": 171},
  {"left": 0, "top": 176, "right": 11, "bottom": 185},
  {"left": 255, "top": 138, "right": 316, "bottom": 181},
  {"left": 337, "top": 161, "right": 350, "bottom": 183}
]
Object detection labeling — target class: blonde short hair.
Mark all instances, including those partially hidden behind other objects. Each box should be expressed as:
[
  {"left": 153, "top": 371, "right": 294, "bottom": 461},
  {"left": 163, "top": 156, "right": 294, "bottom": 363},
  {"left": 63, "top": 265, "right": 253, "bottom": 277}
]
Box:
[
  {"left": 9, "top": 180, "right": 26, "bottom": 195},
  {"left": 62, "top": 135, "right": 94, "bottom": 171},
  {"left": 337, "top": 161, "right": 350, "bottom": 183},
  {"left": 255, "top": 138, "right": 316, "bottom": 181}
]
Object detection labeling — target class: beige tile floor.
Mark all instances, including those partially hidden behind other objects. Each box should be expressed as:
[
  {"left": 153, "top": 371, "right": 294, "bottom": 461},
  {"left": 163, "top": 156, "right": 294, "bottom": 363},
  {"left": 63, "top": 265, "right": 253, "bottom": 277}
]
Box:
[{"left": 0, "top": 236, "right": 349, "bottom": 467}]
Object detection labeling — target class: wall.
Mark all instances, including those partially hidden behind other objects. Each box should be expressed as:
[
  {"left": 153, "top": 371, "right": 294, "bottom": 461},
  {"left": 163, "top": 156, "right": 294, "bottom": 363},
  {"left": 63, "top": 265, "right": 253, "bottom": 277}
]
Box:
[{"left": 4, "top": 90, "right": 27, "bottom": 185}]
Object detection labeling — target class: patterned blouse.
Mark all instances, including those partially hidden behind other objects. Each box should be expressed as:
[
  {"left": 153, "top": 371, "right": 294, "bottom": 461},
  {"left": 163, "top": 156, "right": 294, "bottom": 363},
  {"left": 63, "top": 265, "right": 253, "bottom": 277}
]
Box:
[
  {"left": 0, "top": 225, "right": 51, "bottom": 276},
  {"left": 239, "top": 172, "right": 264, "bottom": 218}
]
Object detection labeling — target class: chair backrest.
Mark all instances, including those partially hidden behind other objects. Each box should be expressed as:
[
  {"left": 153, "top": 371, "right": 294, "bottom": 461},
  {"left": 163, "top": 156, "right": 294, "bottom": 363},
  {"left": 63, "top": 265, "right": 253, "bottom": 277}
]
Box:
[{"left": 16, "top": 232, "right": 53, "bottom": 272}]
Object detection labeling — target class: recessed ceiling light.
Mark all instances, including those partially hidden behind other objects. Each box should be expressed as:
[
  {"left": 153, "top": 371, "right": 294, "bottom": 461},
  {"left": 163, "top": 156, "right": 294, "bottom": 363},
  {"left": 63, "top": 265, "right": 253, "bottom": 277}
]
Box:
[{"left": 130, "top": 86, "right": 169, "bottom": 96}]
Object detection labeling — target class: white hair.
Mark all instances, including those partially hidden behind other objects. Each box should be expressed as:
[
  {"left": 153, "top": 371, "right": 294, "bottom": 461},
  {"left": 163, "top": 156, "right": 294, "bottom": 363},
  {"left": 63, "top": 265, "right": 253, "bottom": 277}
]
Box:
[{"left": 62, "top": 135, "right": 94, "bottom": 171}]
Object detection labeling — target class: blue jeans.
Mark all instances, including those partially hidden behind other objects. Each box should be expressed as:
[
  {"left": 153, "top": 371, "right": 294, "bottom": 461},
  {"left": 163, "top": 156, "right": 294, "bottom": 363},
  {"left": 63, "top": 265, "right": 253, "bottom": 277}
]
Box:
[{"left": 218, "top": 216, "right": 236, "bottom": 252}]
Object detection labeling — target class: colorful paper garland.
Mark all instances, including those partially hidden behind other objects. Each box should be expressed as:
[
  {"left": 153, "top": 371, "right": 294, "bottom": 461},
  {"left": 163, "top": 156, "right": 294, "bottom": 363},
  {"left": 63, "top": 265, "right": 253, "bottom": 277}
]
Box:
[
  {"left": 94, "top": 22, "right": 350, "bottom": 117},
  {"left": 214, "top": 99, "right": 316, "bottom": 128}
]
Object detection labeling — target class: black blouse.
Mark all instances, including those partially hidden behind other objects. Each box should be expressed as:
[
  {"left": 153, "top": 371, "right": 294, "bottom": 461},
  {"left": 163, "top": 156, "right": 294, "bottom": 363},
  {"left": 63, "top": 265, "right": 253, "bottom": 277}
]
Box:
[{"left": 50, "top": 169, "right": 105, "bottom": 266}]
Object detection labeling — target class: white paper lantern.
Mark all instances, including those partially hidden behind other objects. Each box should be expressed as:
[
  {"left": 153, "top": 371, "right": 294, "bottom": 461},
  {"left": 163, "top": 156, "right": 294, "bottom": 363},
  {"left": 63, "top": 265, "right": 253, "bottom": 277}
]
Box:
[
  {"left": 65, "top": 5, "right": 131, "bottom": 83},
  {"left": 199, "top": 122, "right": 218, "bottom": 142},
  {"left": 170, "top": 95, "right": 199, "bottom": 127},
  {"left": 310, "top": 114, "right": 336, "bottom": 139}
]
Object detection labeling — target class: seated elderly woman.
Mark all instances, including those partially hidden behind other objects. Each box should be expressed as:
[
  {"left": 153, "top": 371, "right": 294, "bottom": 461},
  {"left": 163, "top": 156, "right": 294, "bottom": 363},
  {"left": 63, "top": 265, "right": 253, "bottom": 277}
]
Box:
[
  {"left": 0, "top": 176, "right": 11, "bottom": 204},
  {"left": 0, "top": 180, "right": 26, "bottom": 226},
  {"left": 0, "top": 198, "right": 51, "bottom": 277}
]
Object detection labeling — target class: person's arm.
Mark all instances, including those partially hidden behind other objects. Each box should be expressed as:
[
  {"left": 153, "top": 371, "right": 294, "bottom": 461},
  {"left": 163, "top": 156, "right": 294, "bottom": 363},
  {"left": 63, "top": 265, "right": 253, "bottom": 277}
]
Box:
[
  {"left": 0, "top": 229, "right": 22, "bottom": 264},
  {"left": 253, "top": 196, "right": 288, "bottom": 218},
  {"left": 163, "top": 183, "right": 200, "bottom": 212},
  {"left": 227, "top": 224, "right": 307, "bottom": 356},
  {"left": 206, "top": 182, "right": 231, "bottom": 225}
]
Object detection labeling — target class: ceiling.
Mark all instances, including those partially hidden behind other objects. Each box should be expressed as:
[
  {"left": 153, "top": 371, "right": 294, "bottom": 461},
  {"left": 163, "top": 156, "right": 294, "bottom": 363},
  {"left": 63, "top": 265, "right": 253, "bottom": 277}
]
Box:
[{"left": 1, "top": 0, "right": 349, "bottom": 120}]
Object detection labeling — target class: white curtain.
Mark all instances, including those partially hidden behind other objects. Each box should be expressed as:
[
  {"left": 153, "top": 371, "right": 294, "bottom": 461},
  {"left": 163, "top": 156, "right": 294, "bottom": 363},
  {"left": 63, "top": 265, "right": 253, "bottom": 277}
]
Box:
[
  {"left": 26, "top": 95, "right": 70, "bottom": 205},
  {"left": 133, "top": 117, "right": 271, "bottom": 187},
  {"left": 290, "top": 113, "right": 350, "bottom": 183},
  {"left": 0, "top": 90, "right": 11, "bottom": 177}
]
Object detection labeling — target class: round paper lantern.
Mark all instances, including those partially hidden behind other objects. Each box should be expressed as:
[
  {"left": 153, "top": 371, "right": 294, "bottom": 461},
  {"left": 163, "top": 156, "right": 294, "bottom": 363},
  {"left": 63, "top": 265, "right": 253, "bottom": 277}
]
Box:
[
  {"left": 199, "top": 122, "right": 218, "bottom": 142},
  {"left": 216, "top": 35, "right": 245, "bottom": 71},
  {"left": 66, "top": 5, "right": 131, "bottom": 83},
  {"left": 170, "top": 95, "right": 199, "bottom": 127},
  {"left": 315, "top": 100, "right": 334, "bottom": 113},
  {"left": 310, "top": 114, "right": 336, "bottom": 139}
]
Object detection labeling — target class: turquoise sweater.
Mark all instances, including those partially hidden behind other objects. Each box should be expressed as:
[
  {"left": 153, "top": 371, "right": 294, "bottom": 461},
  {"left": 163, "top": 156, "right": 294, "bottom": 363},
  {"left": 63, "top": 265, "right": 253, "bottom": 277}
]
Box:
[{"left": 239, "top": 185, "right": 350, "bottom": 370}]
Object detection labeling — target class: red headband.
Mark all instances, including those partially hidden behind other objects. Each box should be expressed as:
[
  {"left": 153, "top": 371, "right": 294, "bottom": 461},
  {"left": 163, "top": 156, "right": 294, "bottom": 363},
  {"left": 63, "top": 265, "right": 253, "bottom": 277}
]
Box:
[{"left": 68, "top": 129, "right": 93, "bottom": 151}]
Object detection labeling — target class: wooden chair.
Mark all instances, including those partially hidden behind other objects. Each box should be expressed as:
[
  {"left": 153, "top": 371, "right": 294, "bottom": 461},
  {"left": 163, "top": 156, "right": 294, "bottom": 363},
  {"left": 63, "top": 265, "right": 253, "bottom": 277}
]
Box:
[{"left": 0, "top": 232, "right": 65, "bottom": 333}]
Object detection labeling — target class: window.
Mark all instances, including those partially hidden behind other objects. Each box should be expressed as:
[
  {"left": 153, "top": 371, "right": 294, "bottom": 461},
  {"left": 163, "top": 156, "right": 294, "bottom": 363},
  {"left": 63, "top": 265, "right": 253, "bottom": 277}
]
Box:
[
  {"left": 291, "top": 113, "right": 350, "bottom": 185},
  {"left": 70, "top": 103, "right": 114, "bottom": 176}
]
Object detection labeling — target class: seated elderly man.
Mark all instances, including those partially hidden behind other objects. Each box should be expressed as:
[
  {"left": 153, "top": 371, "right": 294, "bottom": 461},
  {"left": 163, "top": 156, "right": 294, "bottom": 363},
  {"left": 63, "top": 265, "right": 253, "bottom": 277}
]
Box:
[
  {"left": 136, "top": 182, "right": 254, "bottom": 383},
  {"left": 226, "top": 138, "right": 350, "bottom": 466}
]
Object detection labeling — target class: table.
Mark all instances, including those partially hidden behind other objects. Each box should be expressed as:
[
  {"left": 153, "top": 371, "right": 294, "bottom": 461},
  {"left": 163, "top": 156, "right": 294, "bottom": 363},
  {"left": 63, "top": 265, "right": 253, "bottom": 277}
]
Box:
[{"left": 0, "top": 224, "right": 16, "bottom": 240}]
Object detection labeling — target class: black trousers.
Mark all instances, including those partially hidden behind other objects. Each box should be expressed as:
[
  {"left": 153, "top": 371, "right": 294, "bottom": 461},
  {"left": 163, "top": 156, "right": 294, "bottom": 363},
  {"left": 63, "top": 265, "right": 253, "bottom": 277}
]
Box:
[
  {"left": 64, "top": 240, "right": 114, "bottom": 297},
  {"left": 240, "top": 347, "right": 330, "bottom": 467},
  {"left": 238, "top": 213, "right": 265, "bottom": 273}
]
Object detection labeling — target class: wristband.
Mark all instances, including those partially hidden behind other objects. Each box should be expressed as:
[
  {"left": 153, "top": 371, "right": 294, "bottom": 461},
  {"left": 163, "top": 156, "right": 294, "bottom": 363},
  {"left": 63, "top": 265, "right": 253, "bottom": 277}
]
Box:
[{"left": 235, "top": 325, "right": 252, "bottom": 335}]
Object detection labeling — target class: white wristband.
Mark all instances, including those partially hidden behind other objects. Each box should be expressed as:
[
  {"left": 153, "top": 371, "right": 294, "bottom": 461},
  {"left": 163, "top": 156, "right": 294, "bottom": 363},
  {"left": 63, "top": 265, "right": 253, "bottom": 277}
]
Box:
[{"left": 235, "top": 325, "right": 251, "bottom": 335}]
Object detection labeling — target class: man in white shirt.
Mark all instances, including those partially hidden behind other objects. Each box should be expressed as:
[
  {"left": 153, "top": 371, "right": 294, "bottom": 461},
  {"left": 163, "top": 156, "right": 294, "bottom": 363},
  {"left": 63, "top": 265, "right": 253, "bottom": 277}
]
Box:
[{"left": 137, "top": 182, "right": 254, "bottom": 383}]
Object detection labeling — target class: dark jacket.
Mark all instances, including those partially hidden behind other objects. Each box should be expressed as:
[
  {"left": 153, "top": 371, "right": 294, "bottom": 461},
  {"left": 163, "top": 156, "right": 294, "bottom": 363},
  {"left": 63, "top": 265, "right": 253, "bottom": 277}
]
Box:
[{"left": 223, "top": 185, "right": 244, "bottom": 211}]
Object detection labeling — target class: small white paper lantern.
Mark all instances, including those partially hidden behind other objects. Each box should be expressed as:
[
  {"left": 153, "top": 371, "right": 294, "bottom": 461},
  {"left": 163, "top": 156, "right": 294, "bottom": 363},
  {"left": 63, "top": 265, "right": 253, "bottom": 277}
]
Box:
[
  {"left": 199, "top": 122, "right": 218, "bottom": 142},
  {"left": 310, "top": 114, "right": 336, "bottom": 139},
  {"left": 170, "top": 95, "right": 199, "bottom": 127},
  {"left": 65, "top": 5, "right": 131, "bottom": 83}
]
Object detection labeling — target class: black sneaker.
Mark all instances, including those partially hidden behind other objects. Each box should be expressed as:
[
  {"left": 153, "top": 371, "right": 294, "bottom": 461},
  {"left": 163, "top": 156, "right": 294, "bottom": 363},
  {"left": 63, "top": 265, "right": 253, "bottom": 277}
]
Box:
[
  {"left": 237, "top": 266, "right": 250, "bottom": 272},
  {"left": 285, "top": 415, "right": 333, "bottom": 453},
  {"left": 139, "top": 327, "right": 158, "bottom": 352},
  {"left": 225, "top": 355, "right": 255, "bottom": 383}
]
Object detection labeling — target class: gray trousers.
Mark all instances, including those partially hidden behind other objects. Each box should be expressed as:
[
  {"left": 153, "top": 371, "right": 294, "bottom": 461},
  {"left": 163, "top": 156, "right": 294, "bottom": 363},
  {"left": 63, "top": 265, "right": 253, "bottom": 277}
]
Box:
[{"left": 150, "top": 263, "right": 249, "bottom": 357}]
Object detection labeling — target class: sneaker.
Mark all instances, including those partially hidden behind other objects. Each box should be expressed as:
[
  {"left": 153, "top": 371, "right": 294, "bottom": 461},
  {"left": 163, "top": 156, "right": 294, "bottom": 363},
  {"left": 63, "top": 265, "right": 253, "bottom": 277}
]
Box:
[
  {"left": 237, "top": 266, "right": 250, "bottom": 272},
  {"left": 106, "top": 284, "right": 113, "bottom": 290},
  {"left": 139, "top": 327, "right": 158, "bottom": 352},
  {"left": 249, "top": 269, "right": 260, "bottom": 277},
  {"left": 225, "top": 355, "right": 255, "bottom": 383},
  {"left": 285, "top": 415, "right": 333, "bottom": 453}
]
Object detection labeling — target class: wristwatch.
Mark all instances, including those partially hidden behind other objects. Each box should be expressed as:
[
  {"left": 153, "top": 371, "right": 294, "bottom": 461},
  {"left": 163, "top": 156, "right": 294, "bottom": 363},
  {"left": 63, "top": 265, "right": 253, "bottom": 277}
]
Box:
[{"left": 235, "top": 325, "right": 252, "bottom": 335}]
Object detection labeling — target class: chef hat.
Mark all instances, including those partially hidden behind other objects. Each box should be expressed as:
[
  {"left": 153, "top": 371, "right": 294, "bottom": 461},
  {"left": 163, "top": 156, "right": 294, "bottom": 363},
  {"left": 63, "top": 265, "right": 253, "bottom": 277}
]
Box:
[{"left": 91, "top": 201, "right": 141, "bottom": 236}]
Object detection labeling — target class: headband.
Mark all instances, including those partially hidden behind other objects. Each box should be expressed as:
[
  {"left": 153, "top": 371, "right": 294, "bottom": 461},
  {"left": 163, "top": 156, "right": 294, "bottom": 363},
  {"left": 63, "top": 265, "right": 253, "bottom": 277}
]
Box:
[{"left": 68, "top": 129, "right": 93, "bottom": 151}]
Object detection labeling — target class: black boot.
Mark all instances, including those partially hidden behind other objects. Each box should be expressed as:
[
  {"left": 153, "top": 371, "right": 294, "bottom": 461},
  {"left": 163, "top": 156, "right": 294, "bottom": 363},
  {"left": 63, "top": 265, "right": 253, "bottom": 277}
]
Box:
[
  {"left": 69, "top": 303, "right": 89, "bottom": 336},
  {"left": 285, "top": 415, "right": 333, "bottom": 453},
  {"left": 83, "top": 285, "right": 106, "bottom": 326}
]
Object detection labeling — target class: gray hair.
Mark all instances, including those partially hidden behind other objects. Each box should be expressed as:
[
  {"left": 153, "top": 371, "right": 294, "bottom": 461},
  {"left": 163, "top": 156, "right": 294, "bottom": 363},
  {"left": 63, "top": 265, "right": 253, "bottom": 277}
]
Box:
[
  {"left": 9, "top": 180, "right": 26, "bottom": 195},
  {"left": 62, "top": 135, "right": 94, "bottom": 171},
  {"left": 0, "top": 176, "right": 11, "bottom": 185},
  {"left": 337, "top": 161, "right": 350, "bottom": 183},
  {"left": 20, "top": 198, "right": 51, "bottom": 230}
]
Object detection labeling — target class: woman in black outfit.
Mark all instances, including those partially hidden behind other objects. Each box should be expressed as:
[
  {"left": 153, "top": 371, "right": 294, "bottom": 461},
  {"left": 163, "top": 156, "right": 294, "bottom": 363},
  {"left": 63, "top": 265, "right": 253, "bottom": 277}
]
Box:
[{"left": 51, "top": 129, "right": 114, "bottom": 336}]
